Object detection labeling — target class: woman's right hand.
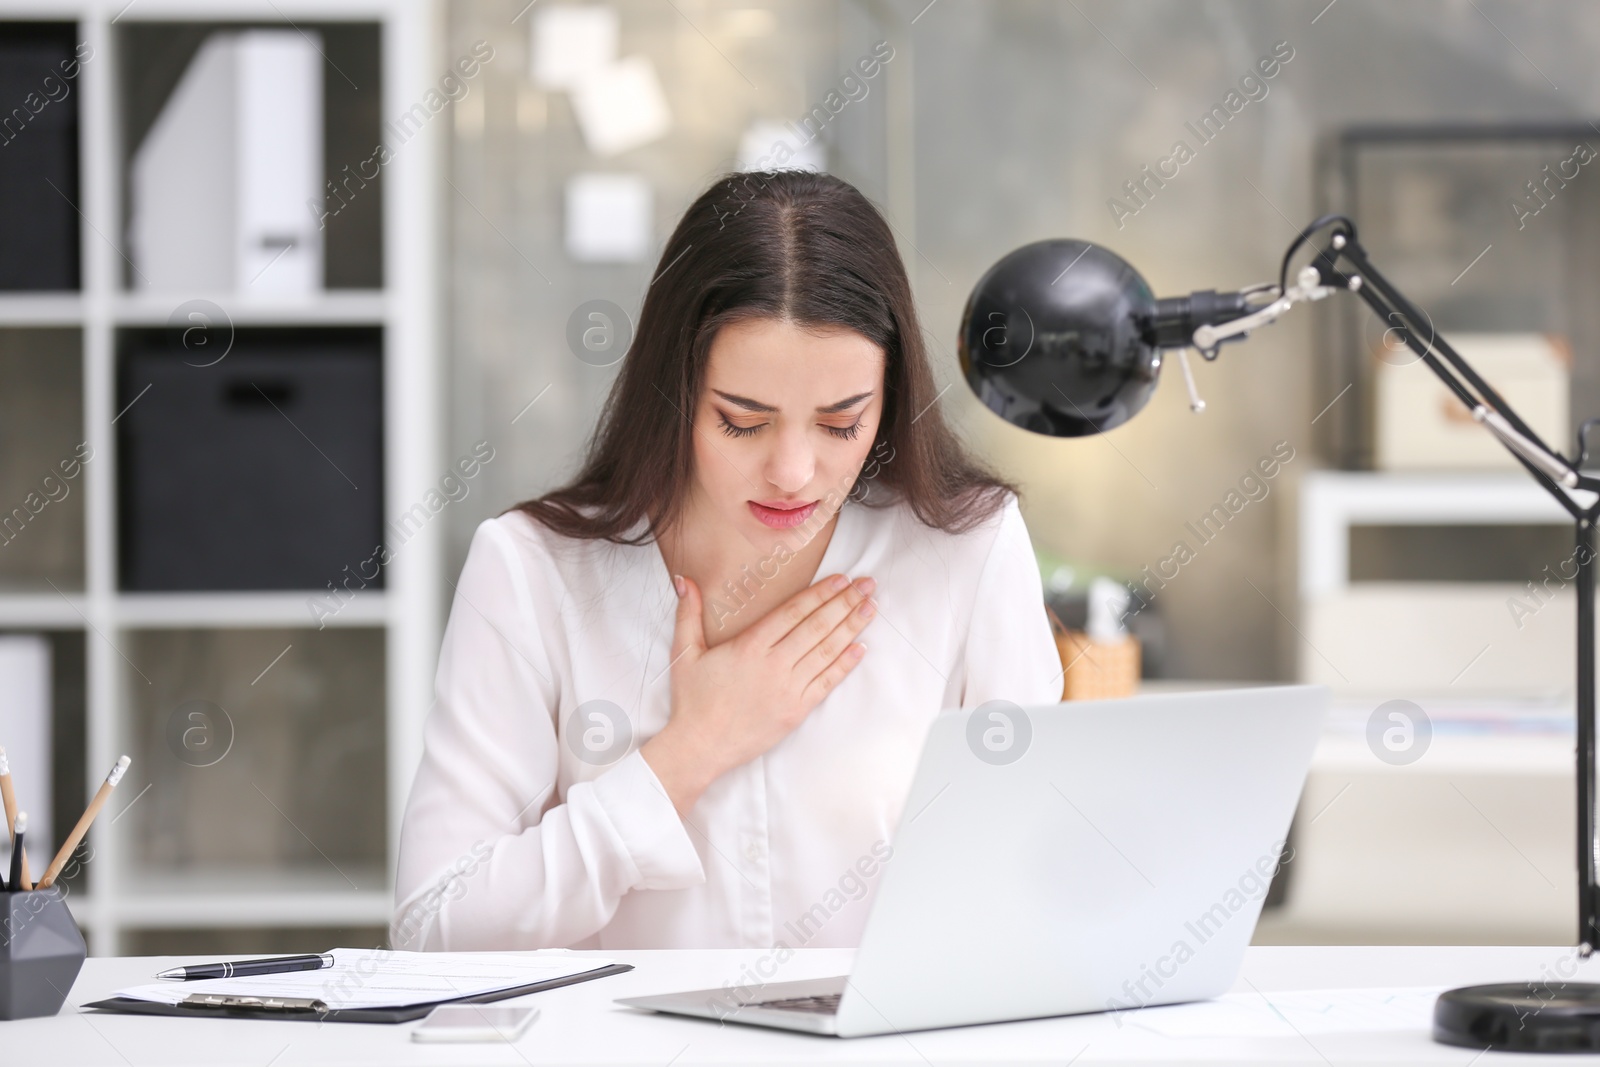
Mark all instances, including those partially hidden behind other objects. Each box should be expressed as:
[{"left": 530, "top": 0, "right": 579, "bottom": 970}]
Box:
[{"left": 641, "top": 572, "right": 876, "bottom": 816}]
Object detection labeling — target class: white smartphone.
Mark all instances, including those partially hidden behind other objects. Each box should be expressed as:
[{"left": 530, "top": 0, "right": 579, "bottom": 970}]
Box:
[{"left": 411, "top": 1004, "right": 540, "bottom": 1043}]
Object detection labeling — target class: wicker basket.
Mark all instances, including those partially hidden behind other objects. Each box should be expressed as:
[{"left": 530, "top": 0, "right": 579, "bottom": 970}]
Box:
[{"left": 1048, "top": 606, "right": 1140, "bottom": 700}]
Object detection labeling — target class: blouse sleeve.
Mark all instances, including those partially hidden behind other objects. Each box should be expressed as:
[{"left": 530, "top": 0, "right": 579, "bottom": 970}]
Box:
[
  {"left": 391, "top": 518, "right": 705, "bottom": 951},
  {"left": 961, "top": 494, "right": 1065, "bottom": 709}
]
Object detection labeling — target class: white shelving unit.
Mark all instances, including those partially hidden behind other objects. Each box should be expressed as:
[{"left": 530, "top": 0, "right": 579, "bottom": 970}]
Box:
[
  {"left": 1298, "top": 470, "right": 1573, "bottom": 599},
  {"left": 1, "top": 0, "right": 442, "bottom": 954},
  {"left": 1295, "top": 468, "right": 1582, "bottom": 696},
  {"left": 1296, "top": 466, "right": 1582, "bottom": 697}
]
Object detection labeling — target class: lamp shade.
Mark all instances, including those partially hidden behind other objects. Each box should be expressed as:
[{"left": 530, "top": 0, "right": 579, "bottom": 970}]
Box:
[{"left": 957, "top": 239, "right": 1163, "bottom": 437}]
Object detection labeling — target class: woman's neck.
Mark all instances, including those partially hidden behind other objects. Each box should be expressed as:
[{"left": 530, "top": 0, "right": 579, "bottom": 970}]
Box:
[{"left": 658, "top": 501, "right": 841, "bottom": 647}]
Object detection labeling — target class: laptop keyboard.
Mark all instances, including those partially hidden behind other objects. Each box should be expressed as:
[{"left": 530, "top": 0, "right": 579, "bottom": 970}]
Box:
[{"left": 749, "top": 992, "right": 842, "bottom": 1015}]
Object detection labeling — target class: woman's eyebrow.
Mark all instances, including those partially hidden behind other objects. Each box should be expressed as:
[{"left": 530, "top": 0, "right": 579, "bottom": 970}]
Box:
[
  {"left": 818, "top": 390, "right": 875, "bottom": 414},
  {"left": 712, "top": 389, "right": 875, "bottom": 414},
  {"left": 712, "top": 389, "right": 776, "bottom": 412}
]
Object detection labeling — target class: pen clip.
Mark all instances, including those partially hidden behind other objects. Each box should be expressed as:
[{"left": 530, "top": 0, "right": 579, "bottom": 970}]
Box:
[{"left": 183, "top": 993, "right": 329, "bottom": 1013}]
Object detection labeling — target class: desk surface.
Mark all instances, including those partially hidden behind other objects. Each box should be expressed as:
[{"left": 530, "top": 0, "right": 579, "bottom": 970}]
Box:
[{"left": 9, "top": 946, "right": 1600, "bottom": 1065}]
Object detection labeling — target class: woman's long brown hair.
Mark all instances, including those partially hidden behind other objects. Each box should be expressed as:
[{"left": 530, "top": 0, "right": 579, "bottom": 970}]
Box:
[{"left": 512, "top": 169, "right": 1016, "bottom": 544}]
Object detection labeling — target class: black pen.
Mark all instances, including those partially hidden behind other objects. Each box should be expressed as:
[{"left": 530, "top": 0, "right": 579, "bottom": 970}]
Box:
[
  {"left": 6, "top": 811, "right": 25, "bottom": 892},
  {"left": 156, "top": 952, "right": 336, "bottom": 980}
]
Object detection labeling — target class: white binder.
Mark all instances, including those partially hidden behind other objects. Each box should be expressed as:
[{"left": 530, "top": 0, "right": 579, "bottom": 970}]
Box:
[{"left": 129, "top": 30, "right": 323, "bottom": 294}]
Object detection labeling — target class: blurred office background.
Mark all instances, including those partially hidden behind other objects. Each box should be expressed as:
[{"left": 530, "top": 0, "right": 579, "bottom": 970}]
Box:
[{"left": 0, "top": 0, "right": 1597, "bottom": 954}]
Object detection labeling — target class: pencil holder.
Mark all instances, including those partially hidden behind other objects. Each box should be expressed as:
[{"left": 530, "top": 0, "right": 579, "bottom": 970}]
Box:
[
  {"left": 0, "top": 886, "right": 87, "bottom": 1019},
  {"left": 1055, "top": 629, "right": 1142, "bottom": 701}
]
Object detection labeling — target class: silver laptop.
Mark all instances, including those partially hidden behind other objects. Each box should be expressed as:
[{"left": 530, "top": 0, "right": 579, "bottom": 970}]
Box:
[{"left": 616, "top": 685, "right": 1327, "bottom": 1037}]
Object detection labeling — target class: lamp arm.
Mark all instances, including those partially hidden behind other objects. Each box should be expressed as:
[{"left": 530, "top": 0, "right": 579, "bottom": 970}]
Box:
[
  {"left": 1282, "top": 222, "right": 1595, "bottom": 505},
  {"left": 1329, "top": 235, "right": 1569, "bottom": 463},
  {"left": 1474, "top": 406, "right": 1586, "bottom": 491},
  {"left": 1187, "top": 222, "right": 1593, "bottom": 501},
  {"left": 1300, "top": 223, "right": 1600, "bottom": 957}
]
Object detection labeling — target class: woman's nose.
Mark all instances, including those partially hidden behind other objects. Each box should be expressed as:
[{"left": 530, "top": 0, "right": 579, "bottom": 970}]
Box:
[{"left": 764, "top": 427, "right": 815, "bottom": 493}]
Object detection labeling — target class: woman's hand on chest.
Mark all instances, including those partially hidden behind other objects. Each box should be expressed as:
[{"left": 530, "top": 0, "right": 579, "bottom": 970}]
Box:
[{"left": 640, "top": 571, "right": 877, "bottom": 815}]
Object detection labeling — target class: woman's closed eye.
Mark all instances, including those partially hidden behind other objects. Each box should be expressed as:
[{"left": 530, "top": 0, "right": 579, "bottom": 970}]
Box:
[
  {"left": 716, "top": 412, "right": 864, "bottom": 440},
  {"left": 717, "top": 413, "right": 761, "bottom": 438}
]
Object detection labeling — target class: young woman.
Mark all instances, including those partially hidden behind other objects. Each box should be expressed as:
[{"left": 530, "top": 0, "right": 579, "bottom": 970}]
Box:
[{"left": 393, "top": 170, "right": 1063, "bottom": 952}]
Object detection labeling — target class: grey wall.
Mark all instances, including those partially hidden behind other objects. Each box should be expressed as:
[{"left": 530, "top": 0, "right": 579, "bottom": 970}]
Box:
[{"left": 441, "top": 0, "right": 1600, "bottom": 682}]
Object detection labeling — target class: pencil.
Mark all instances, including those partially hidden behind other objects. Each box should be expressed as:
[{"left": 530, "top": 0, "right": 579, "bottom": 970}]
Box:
[
  {"left": 0, "top": 747, "right": 29, "bottom": 890},
  {"left": 8, "top": 811, "right": 25, "bottom": 892},
  {"left": 36, "top": 755, "right": 129, "bottom": 890}
]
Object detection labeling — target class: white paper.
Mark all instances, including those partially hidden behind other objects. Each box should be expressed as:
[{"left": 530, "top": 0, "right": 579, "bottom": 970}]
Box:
[
  {"left": 570, "top": 55, "right": 672, "bottom": 157},
  {"left": 532, "top": 5, "right": 618, "bottom": 90},
  {"left": 565, "top": 172, "right": 652, "bottom": 263},
  {"left": 1123, "top": 986, "right": 1445, "bottom": 1039},
  {"left": 113, "top": 949, "right": 615, "bottom": 1011}
]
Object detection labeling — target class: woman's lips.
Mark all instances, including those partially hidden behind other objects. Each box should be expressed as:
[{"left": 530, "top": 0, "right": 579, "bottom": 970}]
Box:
[{"left": 748, "top": 499, "right": 819, "bottom": 529}]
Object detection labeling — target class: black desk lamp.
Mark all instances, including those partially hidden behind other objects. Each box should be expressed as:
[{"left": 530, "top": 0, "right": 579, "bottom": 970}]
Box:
[{"left": 957, "top": 214, "right": 1600, "bottom": 1052}]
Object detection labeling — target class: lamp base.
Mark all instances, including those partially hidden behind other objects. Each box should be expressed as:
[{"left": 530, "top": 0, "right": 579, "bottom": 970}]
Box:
[{"left": 1434, "top": 983, "right": 1600, "bottom": 1053}]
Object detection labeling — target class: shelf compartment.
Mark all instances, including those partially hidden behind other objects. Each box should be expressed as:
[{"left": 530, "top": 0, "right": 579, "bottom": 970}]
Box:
[
  {"left": 1298, "top": 471, "right": 1572, "bottom": 599},
  {"left": 0, "top": 327, "right": 85, "bottom": 593},
  {"left": 0, "top": 21, "right": 82, "bottom": 292},
  {"left": 1317, "top": 127, "right": 1600, "bottom": 470},
  {"left": 121, "top": 626, "right": 387, "bottom": 876},
  {"left": 116, "top": 19, "right": 383, "bottom": 292},
  {"left": 116, "top": 325, "right": 385, "bottom": 593},
  {"left": 0, "top": 628, "right": 87, "bottom": 894}
]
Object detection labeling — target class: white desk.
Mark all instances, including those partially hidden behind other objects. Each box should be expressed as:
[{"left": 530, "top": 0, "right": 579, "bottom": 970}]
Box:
[{"left": 8, "top": 946, "right": 1600, "bottom": 1065}]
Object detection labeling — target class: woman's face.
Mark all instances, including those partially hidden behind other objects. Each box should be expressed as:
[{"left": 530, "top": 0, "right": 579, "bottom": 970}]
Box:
[{"left": 688, "top": 316, "right": 885, "bottom": 547}]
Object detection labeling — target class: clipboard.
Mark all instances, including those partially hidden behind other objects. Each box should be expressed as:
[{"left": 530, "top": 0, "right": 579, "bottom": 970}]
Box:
[{"left": 82, "top": 962, "right": 633, "bottom": 1024}]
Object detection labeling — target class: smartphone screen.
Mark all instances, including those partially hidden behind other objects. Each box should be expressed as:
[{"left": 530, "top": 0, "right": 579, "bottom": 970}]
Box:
[{"left": 412, "top": 1004, "right": 539, "bottom": 1042}]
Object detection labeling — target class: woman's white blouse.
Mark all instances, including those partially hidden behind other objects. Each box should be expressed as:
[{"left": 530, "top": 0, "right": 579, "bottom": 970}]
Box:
[{"left": 392, "top": 492, "right": 1063, "bottom": 951}]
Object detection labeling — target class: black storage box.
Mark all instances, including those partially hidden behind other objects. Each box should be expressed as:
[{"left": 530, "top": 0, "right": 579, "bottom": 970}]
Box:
[
  {"left": 0, "top": 22, "right": 83, "bottom": 291},
  {"left": 117, "top": 328, "right": 383, "bottom": 592}
]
